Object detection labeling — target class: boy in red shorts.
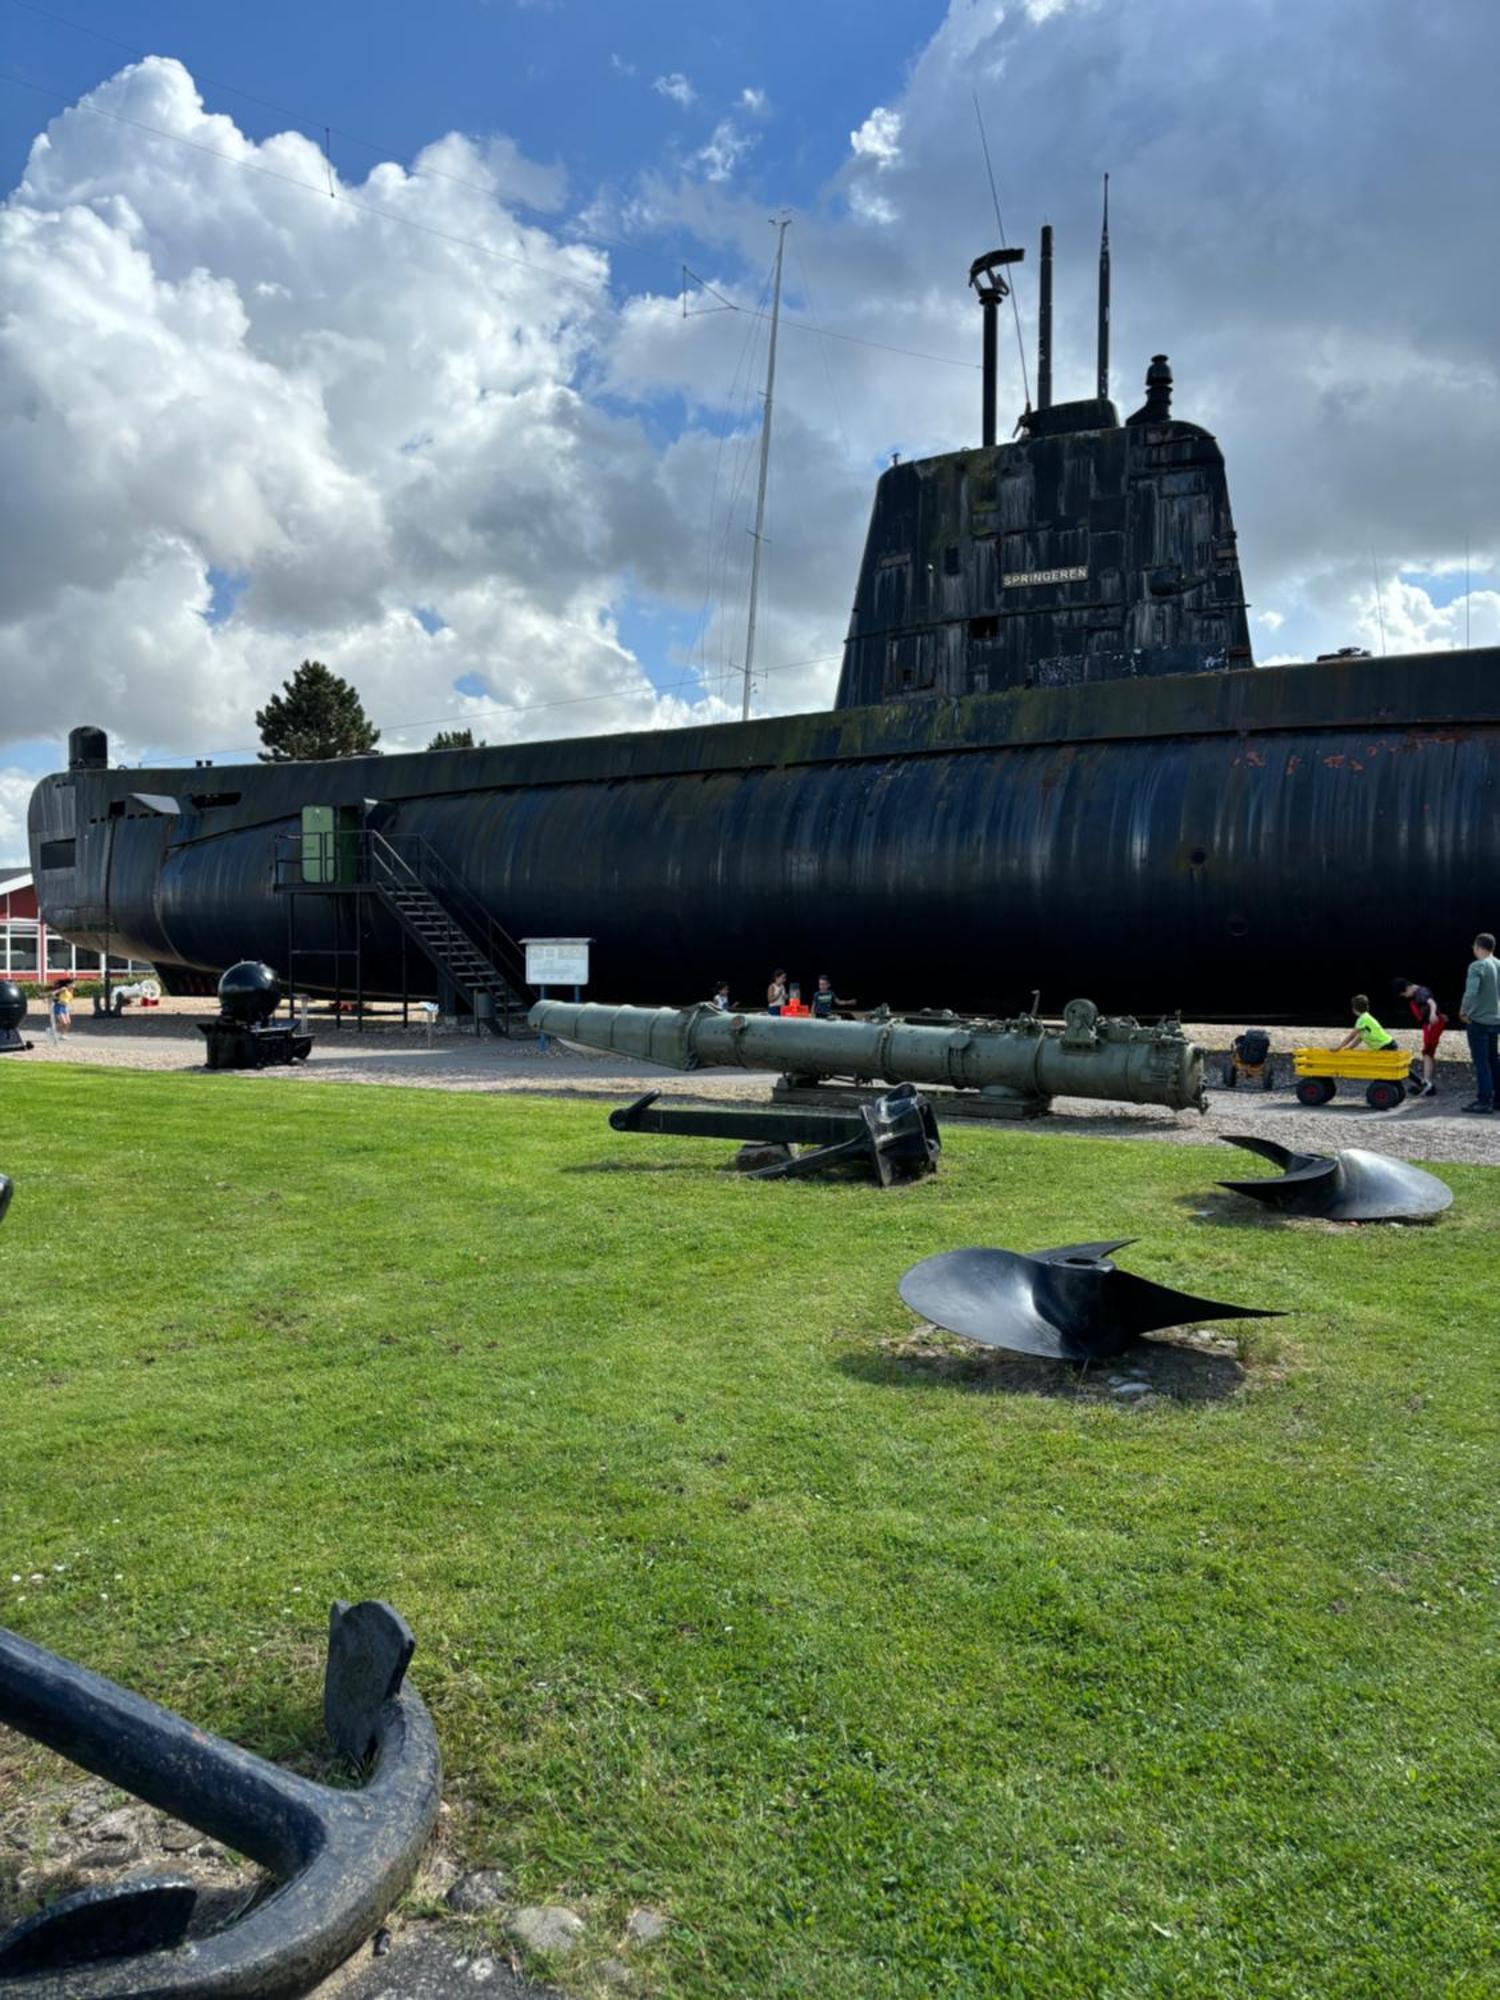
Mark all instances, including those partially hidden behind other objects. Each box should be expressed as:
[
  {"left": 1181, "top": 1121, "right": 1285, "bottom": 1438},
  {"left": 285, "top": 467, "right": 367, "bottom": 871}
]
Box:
[{"left": 1393, "top": 977, "right": 1447, "bottom": 1098}]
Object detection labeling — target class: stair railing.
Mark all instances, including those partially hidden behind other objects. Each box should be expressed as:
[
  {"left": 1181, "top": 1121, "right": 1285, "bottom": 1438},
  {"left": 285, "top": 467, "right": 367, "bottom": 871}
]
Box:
[{"left": 364, "top": 830, "right": 529, "bottom": 1003}]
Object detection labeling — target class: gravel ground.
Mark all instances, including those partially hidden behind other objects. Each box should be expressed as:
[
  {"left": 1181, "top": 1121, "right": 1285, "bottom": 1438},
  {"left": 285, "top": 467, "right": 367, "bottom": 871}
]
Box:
[
  {"left": 11, "top": 1011, "right": 1499, "bottom": 1167},
  {"left": 0, "top": 1756, "right": 550, "bottom": 1998}
]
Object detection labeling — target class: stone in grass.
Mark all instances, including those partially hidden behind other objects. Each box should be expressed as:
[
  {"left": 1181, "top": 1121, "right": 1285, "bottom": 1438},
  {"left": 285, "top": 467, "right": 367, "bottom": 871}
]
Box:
[
  {"left": 76, "top": 1805, "right": 146, "bottom": 1866},
  {"left": 155, "top": 1817, "right": 200, "bottom": 1854},
  {"left": 1112, "top": 1380, "right": 1151, "bottom": 1399},
  {"left": 728, "top": 1142, "right": 794, "bottom": 1174},
  {"left": 446, "top": 1867, "right": 511, "bottom": 1915},
  {"left": 600, "top": 1960, "right": 634, "bottom": 1988},
  {"left": 64, "top": 1784, "right": 115, "bottom": 1828},
  {"left": 624, "top": 1907, "right": 669, "bottom": 1946},
  {"left": 507, "top": 1905, "right": 586, "bottom": 1956}
]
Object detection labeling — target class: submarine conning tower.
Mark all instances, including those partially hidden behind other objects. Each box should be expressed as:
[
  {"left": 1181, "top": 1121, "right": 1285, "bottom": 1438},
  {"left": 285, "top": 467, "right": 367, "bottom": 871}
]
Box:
[{"left": 834, "top": 216, "right": 1252, "bottom": 707}]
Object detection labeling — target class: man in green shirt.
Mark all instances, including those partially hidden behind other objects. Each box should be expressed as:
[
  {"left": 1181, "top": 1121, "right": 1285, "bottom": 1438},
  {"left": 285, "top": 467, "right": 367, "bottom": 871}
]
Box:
[
  {"left": 1459, "top": 931, "right": 1500, "bottom": 1115},
  {"left": 1335, "top": 993, "right": 1398, "bottom": 1055}
]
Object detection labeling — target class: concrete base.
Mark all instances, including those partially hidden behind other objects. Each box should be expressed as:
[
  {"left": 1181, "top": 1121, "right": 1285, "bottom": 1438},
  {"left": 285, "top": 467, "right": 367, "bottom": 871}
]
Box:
[
  {"left": 327, "top": 1926, "right": 554, "bottom": 1997},
  {"left": 769, "top": 1080, "right": 1051, "bottom": 1123}
]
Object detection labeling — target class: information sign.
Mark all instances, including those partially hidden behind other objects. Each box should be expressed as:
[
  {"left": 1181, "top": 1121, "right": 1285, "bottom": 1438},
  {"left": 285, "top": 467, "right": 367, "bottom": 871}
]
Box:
[{"left": 523, "top": 938, "right": 591, "bottom": 987}]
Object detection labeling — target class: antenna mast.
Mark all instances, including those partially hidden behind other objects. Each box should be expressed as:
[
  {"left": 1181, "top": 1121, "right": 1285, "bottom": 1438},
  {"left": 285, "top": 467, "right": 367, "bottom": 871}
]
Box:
[
  {"left": 1370, "top": 550, "right": 1388, "bottom": 657},
  {"left": 1096, "top": 173, "right": 1111, "bottom": 400},
  {"left": 743, "top": 214, "right": 790, "bottom": 722}
]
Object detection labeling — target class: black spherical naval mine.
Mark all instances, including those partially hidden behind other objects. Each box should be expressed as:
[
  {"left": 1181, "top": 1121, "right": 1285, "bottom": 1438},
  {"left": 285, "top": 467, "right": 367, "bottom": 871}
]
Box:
[
  {"left": 0, "top": 982, "right": 26, "bottom": 1033},
  {"left": 216, "top": 961, "right": 282, "bottom": 1026}
]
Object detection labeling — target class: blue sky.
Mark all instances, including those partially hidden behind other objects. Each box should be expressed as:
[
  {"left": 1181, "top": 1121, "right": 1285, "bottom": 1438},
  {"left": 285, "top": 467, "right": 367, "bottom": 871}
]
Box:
[
  {"left": 0, "top": 0, "right": 952, "bottom": 820},
  {"left": 1, "top": 0, "right": 934, "bottom": 288}
]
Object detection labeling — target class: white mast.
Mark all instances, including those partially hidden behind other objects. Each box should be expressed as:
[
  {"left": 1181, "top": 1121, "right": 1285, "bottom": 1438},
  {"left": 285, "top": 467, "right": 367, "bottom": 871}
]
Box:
[{"left": 743, "top": 215, "right": 790, "bottom": 722}]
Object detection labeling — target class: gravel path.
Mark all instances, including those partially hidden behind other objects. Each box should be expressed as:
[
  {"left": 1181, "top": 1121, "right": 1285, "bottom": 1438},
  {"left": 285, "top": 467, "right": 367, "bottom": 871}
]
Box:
[{"left": 12, "top": 1013, "right": 1499, "bottom": 1167}]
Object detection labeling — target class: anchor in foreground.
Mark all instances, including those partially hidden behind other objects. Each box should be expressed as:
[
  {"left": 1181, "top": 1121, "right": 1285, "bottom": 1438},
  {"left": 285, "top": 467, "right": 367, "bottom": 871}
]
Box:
[
  {"left": 610, "top": 1083, "right": 941, "bottom": 1184},
  {"left": 1215, "top": 1134, "right": 1453, "bottom": 1222},
  {"left": 0, "top": 1599, "right": 440, "bottom": 1994},
  {"left": 899, "top": 1240, "right": 1283, "bottom": 1363}
]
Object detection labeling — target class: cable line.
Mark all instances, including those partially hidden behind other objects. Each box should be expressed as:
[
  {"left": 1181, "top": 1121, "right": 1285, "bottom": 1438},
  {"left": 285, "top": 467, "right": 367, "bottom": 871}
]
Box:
[{"left": 972, "top": 93, "right": 1031, "bottom": 409}]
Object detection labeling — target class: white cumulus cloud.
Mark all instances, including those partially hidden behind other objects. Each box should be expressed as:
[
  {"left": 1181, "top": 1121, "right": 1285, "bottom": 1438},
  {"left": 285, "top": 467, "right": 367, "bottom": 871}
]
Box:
[
  {"left": 652, "top": 72, "right": 696, "bottom": 108},
  {"left": 695, "top": 120, "right": 754, "bottom": 184},
  {"left": 849, "top": 106, "right": 902, "bottom": 167},
  {"left": 0, "top": 55, "right": 756, "bottom": 855}
]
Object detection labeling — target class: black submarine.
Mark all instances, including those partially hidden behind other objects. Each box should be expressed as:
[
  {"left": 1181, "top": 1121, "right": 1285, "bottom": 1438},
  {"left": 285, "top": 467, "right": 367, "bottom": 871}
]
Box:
[{"left": 27, "top": 221, "right": 1500, "bottom": 1023}]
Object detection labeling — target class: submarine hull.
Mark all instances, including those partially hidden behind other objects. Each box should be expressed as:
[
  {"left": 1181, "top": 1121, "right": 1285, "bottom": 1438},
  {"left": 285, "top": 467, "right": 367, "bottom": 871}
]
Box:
[{"left": 28, "top": 649, "right": 1500, "bottom": 1023}]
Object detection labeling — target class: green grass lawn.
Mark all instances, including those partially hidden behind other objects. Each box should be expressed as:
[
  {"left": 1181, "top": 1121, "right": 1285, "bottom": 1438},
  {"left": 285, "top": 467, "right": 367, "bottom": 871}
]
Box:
[{"left": 1, "top": 1067, "right": 1495, "bottom": 1998}]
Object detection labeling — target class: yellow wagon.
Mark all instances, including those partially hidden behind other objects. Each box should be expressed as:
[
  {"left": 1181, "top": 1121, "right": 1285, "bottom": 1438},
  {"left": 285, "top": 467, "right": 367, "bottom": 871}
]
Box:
[{"left": 1292, "top": 1045, "right": 1412, "bottom": 1111}]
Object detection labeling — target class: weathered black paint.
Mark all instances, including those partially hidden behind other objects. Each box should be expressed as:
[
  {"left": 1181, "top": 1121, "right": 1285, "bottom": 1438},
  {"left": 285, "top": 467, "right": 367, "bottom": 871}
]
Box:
[
  {"left": 835, "top": 381, "right": 1250, "bottom": 707},
  {"left": 29, "top": 645, "right": 1500, "bottom": 1021}
]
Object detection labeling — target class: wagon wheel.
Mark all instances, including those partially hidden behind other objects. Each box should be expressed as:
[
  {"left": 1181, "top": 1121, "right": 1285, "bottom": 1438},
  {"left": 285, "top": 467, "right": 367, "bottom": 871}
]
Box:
[
  {"left": 1295, "top": 1077, "right": 1335, "bottom": 1107},
  {"left": 1366, "top": 1079, "right": 1405, "bottom": 1111}
]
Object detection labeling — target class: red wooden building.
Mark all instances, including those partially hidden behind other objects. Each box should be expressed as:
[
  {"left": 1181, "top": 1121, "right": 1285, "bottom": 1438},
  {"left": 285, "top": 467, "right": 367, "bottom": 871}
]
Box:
[{"left": 0, "top": 870, "right": 147, "bottom": 984}]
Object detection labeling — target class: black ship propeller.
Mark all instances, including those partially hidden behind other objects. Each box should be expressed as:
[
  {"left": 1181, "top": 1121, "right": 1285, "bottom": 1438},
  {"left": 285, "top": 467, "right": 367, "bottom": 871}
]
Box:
[
  {"left": 1216, "top": 1135, "right": 1452, "bottom": 1222},
  {"left": 899, "top": 1240, "right": 1282, "bottom": 1363}
]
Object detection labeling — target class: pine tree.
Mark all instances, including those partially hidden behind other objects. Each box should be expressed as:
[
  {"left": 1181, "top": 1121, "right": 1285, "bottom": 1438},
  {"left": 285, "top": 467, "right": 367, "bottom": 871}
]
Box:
[
  {"left": 427, "top": 728, "right": 485, "bottom": 750},
  {"left": 255, "top": 662, "right": 381, "bottom": 762}
]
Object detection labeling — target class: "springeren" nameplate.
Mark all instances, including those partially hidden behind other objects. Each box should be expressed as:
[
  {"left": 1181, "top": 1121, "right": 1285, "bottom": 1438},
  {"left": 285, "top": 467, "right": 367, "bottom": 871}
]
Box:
[{"left": 1002, "top": 566, "right": 1088, "bottom": 587}]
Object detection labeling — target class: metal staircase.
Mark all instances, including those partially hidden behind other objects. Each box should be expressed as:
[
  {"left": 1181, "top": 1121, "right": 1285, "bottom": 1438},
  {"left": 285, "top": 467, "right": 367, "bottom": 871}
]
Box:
[{"left": 367, "top": 831, "right": 529, "bottom": 1035}]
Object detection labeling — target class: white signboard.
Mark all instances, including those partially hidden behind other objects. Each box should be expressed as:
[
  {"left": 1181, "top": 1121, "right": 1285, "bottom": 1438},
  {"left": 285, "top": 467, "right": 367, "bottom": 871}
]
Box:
[
  {"left": 523, "top": 938, "right": 591, "bottom": 987},
  {"left": 1003, "top": 565, "right": 1088, "bottom": 587}
]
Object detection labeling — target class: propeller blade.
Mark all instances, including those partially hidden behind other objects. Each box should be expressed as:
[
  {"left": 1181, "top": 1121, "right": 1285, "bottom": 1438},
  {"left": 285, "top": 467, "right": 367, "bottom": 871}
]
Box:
[
  {"left": 900, "top": 1243, "right": 1282, "bottom": 1363},
  {"left": 1216, "top": 1138, "right": 1451, "bottom": 1221}
]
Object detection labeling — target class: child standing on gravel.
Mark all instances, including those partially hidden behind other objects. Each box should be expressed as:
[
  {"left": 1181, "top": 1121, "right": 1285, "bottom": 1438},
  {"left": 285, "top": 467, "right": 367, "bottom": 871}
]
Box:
[{"left": 1393, "top": 977, "right": 1446, "bottom": 1097}]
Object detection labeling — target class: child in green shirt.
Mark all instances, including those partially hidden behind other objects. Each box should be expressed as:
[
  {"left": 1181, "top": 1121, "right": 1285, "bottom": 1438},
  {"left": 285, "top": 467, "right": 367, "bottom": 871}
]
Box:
[{"left": 1335, "top": 993, "right": 1396, "bottom": 1054}]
